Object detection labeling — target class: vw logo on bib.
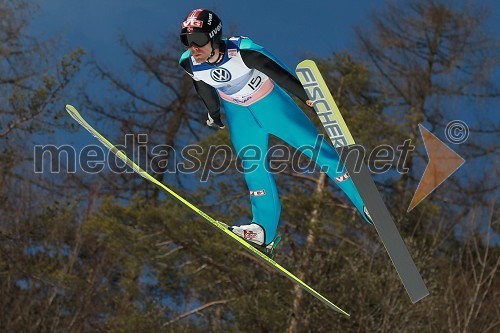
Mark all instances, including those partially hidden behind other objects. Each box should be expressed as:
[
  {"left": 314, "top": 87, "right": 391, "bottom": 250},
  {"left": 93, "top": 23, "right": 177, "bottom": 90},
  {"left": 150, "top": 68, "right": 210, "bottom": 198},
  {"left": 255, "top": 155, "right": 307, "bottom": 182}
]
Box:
[{"left": 210, "top": 68, "right": 232, "bottom": 82}]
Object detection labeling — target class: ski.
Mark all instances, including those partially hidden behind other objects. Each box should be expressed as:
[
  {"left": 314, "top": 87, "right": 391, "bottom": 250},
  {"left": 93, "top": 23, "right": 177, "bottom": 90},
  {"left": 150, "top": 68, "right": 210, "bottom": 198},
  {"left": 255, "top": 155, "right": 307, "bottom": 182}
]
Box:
[
  {"left": 65, "top": 104, "right": 350, "bottom": 316},
  {"left": 295, "top": 60, "right": 429, "bottom": 303}
]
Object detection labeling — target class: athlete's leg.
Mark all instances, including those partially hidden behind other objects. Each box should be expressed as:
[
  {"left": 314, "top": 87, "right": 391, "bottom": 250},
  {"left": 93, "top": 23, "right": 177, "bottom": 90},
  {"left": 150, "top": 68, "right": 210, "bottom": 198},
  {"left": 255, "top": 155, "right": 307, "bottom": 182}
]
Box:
[
  {"left": 249, "top": 86, "right": 371, "bottom": 224},
  {"left": 223, "top": 102, "right": 282, "bottom": 244}
]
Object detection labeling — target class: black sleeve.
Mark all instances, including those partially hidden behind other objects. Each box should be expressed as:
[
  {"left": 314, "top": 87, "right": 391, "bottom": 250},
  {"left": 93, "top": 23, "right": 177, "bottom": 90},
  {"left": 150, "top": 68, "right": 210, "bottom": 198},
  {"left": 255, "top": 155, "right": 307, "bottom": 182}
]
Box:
[
  {"left": 179, "top": 58, "right": 221, "bottom": 118},
  {"left": 240, "top": 49, "right": 309, "bottom": 104}
]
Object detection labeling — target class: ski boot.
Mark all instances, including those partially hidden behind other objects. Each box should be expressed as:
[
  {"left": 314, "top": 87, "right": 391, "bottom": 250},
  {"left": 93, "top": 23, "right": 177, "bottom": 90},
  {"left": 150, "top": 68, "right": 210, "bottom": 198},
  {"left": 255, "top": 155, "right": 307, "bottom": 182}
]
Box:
[{"left": 229, "top": 223, "right": 281, "bottom": 259}]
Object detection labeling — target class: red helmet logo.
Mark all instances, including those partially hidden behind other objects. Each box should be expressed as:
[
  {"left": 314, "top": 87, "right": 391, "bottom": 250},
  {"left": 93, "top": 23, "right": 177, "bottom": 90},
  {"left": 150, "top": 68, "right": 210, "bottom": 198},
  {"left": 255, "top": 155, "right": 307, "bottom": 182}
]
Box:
[
  {"left": 182, "top": 9, "right": 204, "bottom": 29},
  {"left": 182, "top": 19, "right": 203, "bottom": 29}
]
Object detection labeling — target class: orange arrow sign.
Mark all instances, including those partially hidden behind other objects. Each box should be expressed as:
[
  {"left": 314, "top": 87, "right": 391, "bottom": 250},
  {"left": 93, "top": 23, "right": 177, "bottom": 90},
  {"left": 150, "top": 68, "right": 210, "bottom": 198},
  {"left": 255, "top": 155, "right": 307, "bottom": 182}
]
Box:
[{"left": 408, "top": 124, "right": 465, "bottom": 212}]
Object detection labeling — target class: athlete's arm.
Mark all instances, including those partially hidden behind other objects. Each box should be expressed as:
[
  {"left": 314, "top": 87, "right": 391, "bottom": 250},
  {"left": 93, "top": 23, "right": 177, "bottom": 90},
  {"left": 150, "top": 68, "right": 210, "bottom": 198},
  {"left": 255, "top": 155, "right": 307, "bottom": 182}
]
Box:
[
  {"left": 240, "top": 49, "right": 310, "bottom": 104},
  {"left": 179, "top": 58, "right": 222, "bottom": 119},
  {"left": 193, "top": 80, "right": 222, "bottom": 119}
]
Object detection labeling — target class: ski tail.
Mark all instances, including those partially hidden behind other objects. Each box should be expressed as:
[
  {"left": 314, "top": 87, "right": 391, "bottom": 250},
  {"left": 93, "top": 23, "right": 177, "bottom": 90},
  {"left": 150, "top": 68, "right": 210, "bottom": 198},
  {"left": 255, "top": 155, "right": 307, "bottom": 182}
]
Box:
[{"left": 65, "top": 104, "right": 350, "bottom": 316}]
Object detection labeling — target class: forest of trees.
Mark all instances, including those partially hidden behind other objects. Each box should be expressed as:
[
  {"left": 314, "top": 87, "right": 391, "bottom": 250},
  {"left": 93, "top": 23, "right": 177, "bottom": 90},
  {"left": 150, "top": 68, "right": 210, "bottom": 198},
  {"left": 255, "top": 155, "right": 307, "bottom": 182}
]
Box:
[{"left": 1, "top": 0, "right": 498, "bottom": 332}]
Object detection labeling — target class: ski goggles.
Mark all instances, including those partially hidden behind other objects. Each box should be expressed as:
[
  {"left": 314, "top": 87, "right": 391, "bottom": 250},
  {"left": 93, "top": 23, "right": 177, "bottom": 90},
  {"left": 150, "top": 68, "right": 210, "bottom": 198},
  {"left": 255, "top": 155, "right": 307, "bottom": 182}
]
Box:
[{"left": 180, "top": 33, "right": 210, "bottom": 47}]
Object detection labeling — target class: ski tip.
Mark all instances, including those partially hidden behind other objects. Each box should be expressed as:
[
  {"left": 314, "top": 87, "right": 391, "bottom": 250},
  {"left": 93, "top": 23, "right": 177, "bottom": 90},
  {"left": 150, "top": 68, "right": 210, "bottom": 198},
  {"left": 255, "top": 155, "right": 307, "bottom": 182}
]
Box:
[
  {"left": 65, "top": 104, "right": 75, "bottom": 111},
  {"left": 296, "top": 59, "right": 315, "bottom": 69}
]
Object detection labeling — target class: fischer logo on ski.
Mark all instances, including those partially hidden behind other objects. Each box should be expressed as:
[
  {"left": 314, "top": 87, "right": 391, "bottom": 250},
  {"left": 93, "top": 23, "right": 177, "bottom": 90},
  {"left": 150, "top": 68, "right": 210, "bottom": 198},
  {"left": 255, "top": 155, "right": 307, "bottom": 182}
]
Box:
[{"left": 296, "top": 67, "right": 354, "bottom": 147}]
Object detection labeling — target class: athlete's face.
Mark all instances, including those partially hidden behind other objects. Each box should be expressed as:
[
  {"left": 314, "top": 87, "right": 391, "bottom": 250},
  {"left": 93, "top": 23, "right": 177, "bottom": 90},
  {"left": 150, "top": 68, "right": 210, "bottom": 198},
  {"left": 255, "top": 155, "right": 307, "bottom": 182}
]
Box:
[{"left": 189, "top": 43, "right": 212, "bottom": 63}]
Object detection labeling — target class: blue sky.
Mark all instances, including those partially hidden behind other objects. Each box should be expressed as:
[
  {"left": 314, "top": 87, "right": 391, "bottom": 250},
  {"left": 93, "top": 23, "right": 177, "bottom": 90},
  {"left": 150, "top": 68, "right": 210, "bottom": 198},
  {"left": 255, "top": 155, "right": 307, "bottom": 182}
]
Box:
[
  {"left": 28, "top": 0, "right": 499, "bottom": 159},
  {"left": 28, "top": 0, "right": 389, "bottom": 148},
  {"left": 30, "top": 0, "right": 387, "bottom": 68},
  {"left": 29, "top": 0, "right": 500, "bottom": 95}
]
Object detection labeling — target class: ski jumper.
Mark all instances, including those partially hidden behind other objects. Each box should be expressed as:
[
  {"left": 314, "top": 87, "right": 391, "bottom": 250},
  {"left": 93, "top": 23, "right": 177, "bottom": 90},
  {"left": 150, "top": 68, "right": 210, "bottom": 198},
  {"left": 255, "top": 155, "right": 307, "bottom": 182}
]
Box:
[{"left": 179, "top": 37, "right": 372, "bottom": 245}]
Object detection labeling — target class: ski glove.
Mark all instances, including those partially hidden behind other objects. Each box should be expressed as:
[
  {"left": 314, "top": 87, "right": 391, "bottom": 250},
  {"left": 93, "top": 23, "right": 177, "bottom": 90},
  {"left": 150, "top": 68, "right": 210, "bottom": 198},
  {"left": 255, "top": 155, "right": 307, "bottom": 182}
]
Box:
[{"left": 206, "top": 113, "right": 225, "bottom": 129}]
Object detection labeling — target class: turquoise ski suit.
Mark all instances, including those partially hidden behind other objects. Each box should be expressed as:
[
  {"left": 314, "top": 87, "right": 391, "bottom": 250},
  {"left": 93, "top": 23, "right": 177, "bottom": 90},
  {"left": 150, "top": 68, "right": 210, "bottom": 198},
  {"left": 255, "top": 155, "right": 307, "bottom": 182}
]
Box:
[{"left": 180, "top": 37, "right": 371, "bottom": 245}]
